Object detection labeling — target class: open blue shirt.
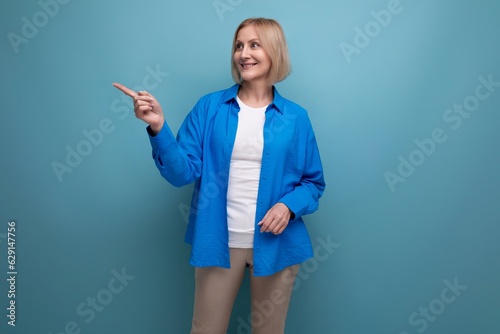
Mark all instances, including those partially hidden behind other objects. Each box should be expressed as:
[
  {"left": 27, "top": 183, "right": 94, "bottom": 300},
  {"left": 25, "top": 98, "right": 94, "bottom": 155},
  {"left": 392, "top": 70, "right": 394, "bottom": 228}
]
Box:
[{"left": 148, "top": 84, "right": 325, "bottom": 276}]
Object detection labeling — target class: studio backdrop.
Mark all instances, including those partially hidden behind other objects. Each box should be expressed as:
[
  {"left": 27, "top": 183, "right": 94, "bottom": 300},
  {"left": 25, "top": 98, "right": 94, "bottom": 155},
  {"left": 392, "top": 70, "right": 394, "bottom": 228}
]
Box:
[{"left": 1, "top": 0, "right": 499, "bottom": 333}]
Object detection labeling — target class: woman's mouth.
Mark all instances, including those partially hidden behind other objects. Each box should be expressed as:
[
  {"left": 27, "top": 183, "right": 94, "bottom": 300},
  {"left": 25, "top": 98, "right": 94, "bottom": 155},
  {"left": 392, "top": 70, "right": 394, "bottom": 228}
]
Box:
[{"left": 241, "top": 63, "right": 257, "bottom": 69}]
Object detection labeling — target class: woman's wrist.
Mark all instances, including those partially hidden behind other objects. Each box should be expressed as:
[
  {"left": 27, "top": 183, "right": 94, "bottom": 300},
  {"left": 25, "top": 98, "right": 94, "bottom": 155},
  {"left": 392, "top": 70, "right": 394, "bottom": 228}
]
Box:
[{"left": 149, "top": 120, "right": 164, "bottom": 136}]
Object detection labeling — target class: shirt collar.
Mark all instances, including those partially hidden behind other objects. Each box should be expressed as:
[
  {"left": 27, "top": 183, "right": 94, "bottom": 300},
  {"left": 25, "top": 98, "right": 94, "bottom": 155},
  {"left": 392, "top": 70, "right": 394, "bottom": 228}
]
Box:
[{"left": 222, "top": 84, "right": 285, "bottom": 114}]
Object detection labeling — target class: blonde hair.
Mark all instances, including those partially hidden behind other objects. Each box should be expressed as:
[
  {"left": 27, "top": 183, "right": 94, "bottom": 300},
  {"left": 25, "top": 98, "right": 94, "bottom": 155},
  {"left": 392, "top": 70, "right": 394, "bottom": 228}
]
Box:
[{"left": 231, "top": 18, "right": 291, "bottom": 84}]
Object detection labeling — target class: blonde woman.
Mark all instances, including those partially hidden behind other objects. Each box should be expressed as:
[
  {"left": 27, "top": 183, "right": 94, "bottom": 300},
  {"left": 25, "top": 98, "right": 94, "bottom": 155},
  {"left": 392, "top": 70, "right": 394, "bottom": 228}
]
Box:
[{"left": 114, "top": 17, "right": 325, "bottom": 334}]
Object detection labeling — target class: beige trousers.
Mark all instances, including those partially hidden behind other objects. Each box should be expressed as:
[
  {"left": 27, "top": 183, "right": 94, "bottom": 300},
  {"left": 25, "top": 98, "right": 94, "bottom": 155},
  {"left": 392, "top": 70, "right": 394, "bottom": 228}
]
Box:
[{"left": 190, "top": 248, "right": 299, "bottom": 334}]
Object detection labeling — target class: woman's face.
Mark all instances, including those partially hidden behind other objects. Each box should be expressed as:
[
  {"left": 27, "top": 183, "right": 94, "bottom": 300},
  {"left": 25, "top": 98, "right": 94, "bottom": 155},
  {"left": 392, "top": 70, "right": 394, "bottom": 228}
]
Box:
[{"left": 233, "top": 25, "right": 272, "bottom": 84}]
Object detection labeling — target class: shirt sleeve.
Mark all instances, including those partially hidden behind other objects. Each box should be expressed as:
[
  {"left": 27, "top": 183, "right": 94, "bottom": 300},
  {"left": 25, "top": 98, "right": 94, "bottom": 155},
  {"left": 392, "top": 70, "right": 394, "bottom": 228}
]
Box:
[
  {"left": 147, "top": 100, "right": 205, "bottom": 187},
  {"left": 278, "top": 122, "right": 326, "bottom": 220}
]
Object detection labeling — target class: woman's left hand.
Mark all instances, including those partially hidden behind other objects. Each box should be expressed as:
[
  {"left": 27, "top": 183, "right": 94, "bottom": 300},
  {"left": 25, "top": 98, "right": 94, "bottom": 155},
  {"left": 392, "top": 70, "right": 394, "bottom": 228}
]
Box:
[{"left": 258, "top": 203, "right": 292, "bottom": 235}]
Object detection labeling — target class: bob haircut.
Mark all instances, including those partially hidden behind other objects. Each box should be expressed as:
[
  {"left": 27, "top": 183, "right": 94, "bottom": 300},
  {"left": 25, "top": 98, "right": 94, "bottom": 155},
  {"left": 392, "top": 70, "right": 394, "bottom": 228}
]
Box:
[{"left": 231, "top": 18, "right": 291, "bottom": 85}]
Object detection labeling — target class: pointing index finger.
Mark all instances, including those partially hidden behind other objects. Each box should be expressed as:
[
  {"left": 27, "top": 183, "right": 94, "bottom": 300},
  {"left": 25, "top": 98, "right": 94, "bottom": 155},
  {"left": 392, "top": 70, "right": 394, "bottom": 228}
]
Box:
[{"left": 112, "top": 82, "right": 136, "bottom": 97}]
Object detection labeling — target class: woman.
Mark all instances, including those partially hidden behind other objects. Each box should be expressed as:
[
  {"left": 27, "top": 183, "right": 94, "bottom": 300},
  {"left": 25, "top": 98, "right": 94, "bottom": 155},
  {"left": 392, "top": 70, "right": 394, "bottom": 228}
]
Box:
[{"left": 113, "top": 17, "right": 325, "bottom": 334}]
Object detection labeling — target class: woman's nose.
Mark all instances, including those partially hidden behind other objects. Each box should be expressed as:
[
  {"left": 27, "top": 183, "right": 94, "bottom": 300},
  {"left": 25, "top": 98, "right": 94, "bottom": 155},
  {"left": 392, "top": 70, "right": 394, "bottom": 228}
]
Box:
[{"left": 241, "top": 46, "right": 251, "bottom": 58}]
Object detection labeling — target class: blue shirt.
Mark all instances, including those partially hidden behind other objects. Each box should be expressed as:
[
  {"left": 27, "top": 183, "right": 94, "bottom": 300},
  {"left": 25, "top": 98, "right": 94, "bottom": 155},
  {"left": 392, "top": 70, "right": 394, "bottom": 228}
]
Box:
[{"left": 148, "top": 84, "right": 325, "bottom": 276}]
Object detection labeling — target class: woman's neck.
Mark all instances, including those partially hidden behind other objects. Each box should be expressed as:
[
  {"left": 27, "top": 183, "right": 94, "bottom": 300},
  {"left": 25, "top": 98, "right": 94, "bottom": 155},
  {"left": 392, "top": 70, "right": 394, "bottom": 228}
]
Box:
[{"left": 238, "top": 81, "right": 274, "bottom": 108}]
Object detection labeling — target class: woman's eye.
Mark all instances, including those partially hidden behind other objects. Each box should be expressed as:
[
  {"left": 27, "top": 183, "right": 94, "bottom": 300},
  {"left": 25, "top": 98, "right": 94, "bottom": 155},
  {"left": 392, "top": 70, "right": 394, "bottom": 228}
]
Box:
[{"left": 235, "top": 42, "right": 260, "bottom": 51}]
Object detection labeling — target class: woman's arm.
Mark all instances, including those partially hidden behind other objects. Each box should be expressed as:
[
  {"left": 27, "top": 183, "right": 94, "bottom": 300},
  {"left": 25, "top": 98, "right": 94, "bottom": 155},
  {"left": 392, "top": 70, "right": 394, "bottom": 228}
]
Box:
[{"left": 113, "top": 82, "right": 203, "bottom": 187}]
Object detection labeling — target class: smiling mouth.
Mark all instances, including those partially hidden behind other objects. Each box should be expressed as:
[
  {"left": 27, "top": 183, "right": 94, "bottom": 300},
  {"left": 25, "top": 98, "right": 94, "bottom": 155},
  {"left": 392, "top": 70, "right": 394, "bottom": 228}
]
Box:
[{"left": 241, "top": 63, "right": 257, "bottom": 69}]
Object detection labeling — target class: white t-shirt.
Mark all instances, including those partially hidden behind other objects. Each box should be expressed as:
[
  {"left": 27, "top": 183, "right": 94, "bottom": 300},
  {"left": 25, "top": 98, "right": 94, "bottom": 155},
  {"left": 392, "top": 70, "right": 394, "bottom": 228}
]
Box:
[{"left": 227, "top": 96, "right": 267, "bottom": 248}]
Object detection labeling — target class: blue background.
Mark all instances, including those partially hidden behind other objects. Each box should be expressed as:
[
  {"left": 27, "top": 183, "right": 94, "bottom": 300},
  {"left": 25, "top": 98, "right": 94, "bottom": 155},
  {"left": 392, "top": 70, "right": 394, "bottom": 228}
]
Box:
[{"left": 1, "top": 0, "right": 499, "bottom": 333}]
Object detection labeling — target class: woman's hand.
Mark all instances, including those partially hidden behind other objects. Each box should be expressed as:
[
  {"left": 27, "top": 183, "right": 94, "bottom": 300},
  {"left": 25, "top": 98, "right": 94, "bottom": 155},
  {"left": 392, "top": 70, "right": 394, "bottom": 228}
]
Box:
[
  {"left": 112, "top": 83, "right": 165, "bottom": 134},
  {"left": 258, "top": 203, "right": 292, "bottom": 235}
]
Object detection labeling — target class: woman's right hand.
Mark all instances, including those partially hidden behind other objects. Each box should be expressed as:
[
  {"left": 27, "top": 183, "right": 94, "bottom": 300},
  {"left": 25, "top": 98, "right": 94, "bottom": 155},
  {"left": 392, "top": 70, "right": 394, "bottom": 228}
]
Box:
[{"left": 112, "top": 83, "right": 165, "bottom": 134}]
